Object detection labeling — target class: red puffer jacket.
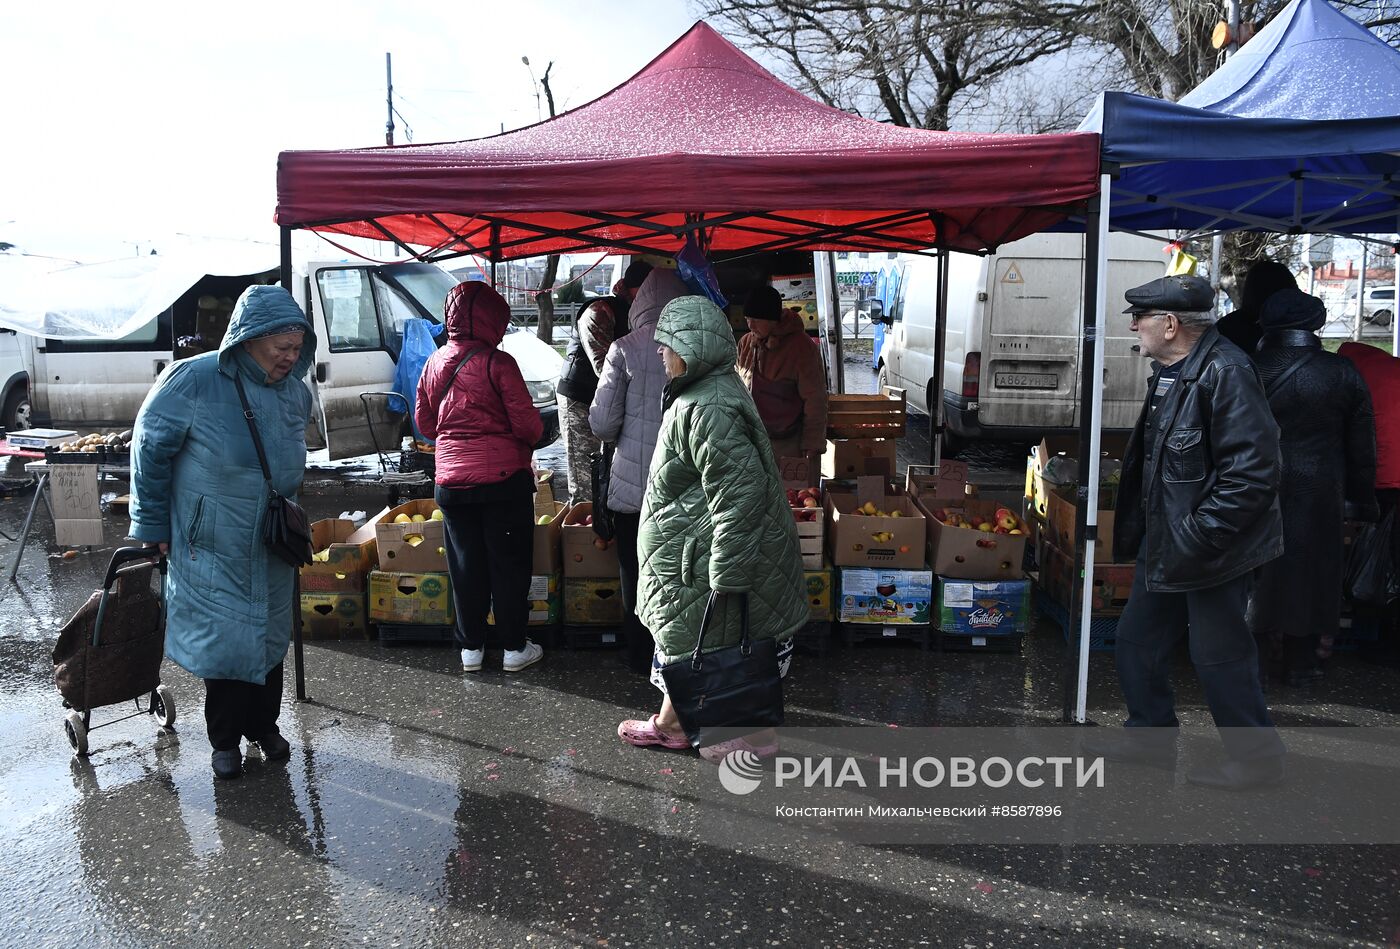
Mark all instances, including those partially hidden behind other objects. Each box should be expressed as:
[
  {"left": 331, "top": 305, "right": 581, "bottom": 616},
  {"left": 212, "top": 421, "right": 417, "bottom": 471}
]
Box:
[{"left": 415, "top": 282, "right": 543, "bottom": 488}]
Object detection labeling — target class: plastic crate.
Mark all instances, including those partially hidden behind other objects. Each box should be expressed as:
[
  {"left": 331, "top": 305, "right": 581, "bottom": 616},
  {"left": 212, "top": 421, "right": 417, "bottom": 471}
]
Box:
[
  {"left": 839, "top": 622, "right": 932, "bottom": 650},
  {"left": 377, "top": 623, "right": 455, "bottom": 645},
  {"left": 1036, "top": 591, "right": 1117, "bottom": 653},
  {"left": 938, "top": 631, "right": 1022, "bottom": 653},
  {"left": 560, "top": 625, "right": 622, "bottom": 649}
]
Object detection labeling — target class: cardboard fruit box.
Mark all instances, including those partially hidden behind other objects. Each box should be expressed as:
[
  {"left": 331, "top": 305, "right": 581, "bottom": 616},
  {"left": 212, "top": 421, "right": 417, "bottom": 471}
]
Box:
[
  {"left": 375, "top": 499, "right": 447, "bottom": 573},
  {"left": 533, "top": 501, "right": 567, "bottom": 576},
  {"left": 368, "top": 570, "right": 454, "bottom": 625},
  {"left": 564, "top": 576, "right": 625, "bottom": 625},
  {"left": 302, "top": 518, "right": 377, "bottom": 593},
  {"left": 773, "top": 273, "right": 817, "bottom": 300},
  {"left": 1039, "top": 542, "right": 1135, "bottom": 616},
  {"left": 561, "top": 502, "right": 620, "bottom": 578},
  {"left": 822, "top": 437, "right": 897, "bottom": 480},
  {"left": 299, "top": 592, "right": 370, "bottom": 640},
  {"left": 1044, "top": 485, "right": 1117, "bottom": 563},
  {"left": 936, "top": 577, "right": 1031, "bottom": 636},
  {"left": 917, "top": 497, "right": 1029, "bottom": 581},
  {"left": 804, "top": 563, "right": 835, "bottom": 623},
  {"left": 488, "top": 573, "right": 561, "bottom": 628},
  {"left": 825, "top": 477, "right": 926, "bottom": 569},
  {"left": 837, "top": 567, "right": 934, "bottom": 625}
]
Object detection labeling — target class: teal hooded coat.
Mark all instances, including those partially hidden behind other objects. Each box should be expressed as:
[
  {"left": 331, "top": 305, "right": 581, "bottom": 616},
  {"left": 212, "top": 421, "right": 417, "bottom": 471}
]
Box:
[
  {"left": 129, "top": 285, "right": 315, "bottom": 685},
  {"left": 637, "top": 296, "right": 807, "bottom": 662}
]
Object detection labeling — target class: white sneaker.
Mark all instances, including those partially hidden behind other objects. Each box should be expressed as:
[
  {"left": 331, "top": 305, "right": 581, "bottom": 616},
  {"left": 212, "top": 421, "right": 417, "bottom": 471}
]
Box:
[
  {"left": 502, "top": 640, "right": 544, "bottom": 672},
  {"left": 461, "top": 648, "right": 484, "bottom": 672}
]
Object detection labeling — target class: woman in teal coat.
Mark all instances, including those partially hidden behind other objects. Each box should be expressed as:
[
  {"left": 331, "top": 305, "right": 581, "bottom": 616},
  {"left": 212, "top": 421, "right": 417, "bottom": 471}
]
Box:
[
  {"left": 617, "top": 295, "right": 807, "bottom": 757},
  {"left": 130, "top": 285, "right": 314, "bottom": 780}
]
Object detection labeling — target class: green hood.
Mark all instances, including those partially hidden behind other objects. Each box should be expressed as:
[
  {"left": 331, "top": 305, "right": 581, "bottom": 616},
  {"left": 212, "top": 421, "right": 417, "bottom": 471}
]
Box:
[
  {"left": 654, "top": 295, "right": 736, "bottom": 391},
  {"left": 217, "top": 285, "right": 316, "bottom": 382}
]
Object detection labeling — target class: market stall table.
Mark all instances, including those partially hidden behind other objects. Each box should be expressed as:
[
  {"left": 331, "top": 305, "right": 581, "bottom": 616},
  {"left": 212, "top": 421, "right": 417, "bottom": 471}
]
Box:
[{"left": 9, "top": 459, "right": 132, "bottom": 582}]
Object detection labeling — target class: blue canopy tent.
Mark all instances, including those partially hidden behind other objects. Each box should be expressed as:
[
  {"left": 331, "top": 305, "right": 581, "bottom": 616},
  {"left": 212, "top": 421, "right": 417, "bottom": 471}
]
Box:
[{"left": 1064, "top": 0, "right": 1400, "bottom": 721}]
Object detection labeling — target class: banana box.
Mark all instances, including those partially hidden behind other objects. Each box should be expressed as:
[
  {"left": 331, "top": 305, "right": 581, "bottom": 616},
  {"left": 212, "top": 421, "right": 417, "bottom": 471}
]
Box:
[
  {"left": 838, "top": 568, "right": 933, "bottom": 625},
  {"left": 302, "top": 518, "right": 377, "bottom": 593},
  {"left": 375, "top": 499, "right": 447, "bottom": 572},
  {"left": 489, "top": 574, "right": 561, "bottom": 627},
  {"left": 300, "top": 592, "right": 370, "bottom": 640},
  {"left": 564, "top": 577, "right": 624, "bottom": 625},
  {"left": 368, "top": 570, "right": 454, "bottom": 625}
]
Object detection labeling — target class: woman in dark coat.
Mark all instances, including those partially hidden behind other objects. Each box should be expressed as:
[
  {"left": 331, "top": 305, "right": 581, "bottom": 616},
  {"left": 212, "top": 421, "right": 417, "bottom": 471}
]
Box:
[
  {"left": 1216, "top": 259, "right": 1297, "bottom": 354},
  {"left": 1250, "top": 288, "right": 1378, "bottom": 685}
]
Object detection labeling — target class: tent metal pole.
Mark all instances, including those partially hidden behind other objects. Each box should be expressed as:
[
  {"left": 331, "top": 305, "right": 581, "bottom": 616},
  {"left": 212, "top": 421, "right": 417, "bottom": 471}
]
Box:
[
  {"left": 280, "top": 227, "right": 293, "bottom": 292},
  {"left": 823, "top": 252, "right": 846, "bottom": 394},
  {"left": 1393, "top": 240, "right": 1399, "bottom": 354},
  {"left": 280, "top": 224, "right": 308, "bottom": 703},
  {"left": 1355, "top": 244, "right": 1368, "bottom": 342},
  {"left": 1063, "top": 181, "right": 1109, "bottom": 724},
  {"left": 930, "top": 248, "right": 950, "bottom": 468}
]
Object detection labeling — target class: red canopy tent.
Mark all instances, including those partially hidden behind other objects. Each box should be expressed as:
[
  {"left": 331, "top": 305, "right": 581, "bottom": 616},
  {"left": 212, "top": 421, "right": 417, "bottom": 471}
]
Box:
[{"left": 275, "top": 22, "right": 1100, "bottom": 259}]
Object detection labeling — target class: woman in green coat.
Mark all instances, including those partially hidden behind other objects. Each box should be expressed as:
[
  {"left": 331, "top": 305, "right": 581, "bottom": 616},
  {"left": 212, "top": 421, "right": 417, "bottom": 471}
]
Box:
[{"left": 617, "top": 295, "right": 807, "bottom": 755}]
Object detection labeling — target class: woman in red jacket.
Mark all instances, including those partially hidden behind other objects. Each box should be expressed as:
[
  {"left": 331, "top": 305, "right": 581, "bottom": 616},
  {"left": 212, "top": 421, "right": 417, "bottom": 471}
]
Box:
[{"left": 416, "top": 282, "right": 545, "bottom": 674}]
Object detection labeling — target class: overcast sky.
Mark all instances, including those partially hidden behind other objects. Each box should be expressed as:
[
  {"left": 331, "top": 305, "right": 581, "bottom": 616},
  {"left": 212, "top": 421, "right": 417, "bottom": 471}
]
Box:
[{"left": 1, "top": 0, "right": 704, "bottom": 261}]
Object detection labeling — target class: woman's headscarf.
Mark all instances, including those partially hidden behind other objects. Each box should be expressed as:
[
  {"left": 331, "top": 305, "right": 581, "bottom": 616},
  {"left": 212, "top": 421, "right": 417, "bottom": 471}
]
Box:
[{"left": 1259, "top": 287, "right": 1327, "bottom": 332}]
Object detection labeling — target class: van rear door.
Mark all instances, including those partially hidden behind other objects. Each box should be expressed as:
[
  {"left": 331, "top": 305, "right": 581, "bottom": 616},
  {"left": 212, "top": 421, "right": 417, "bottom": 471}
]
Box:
[{"left": 977, "top": 233, "right": 1160, "bottom": 432}]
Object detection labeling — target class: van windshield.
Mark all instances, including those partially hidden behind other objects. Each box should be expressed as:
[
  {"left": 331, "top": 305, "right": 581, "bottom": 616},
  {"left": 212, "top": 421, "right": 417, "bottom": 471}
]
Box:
[{"left": 375, "top": 264, "right": 458, "bottom": 323}]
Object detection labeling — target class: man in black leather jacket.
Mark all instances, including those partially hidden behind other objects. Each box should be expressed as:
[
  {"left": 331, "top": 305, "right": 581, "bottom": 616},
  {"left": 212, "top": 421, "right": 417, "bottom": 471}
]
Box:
[{"left": 1096, "top": 274, "right": 1287, "bottom": 790}]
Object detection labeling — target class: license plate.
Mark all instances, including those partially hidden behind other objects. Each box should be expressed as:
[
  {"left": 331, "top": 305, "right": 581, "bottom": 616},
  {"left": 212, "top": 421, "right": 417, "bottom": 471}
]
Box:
[{"left": 995, "top": 372, "right": 1057, "bottom": 389}]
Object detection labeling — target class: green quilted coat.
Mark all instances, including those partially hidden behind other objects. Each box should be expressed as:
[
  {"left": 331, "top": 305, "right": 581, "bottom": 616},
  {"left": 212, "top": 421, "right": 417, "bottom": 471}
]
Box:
[{"left": 637, "top": 295, "right": 808, "bottom": 661}]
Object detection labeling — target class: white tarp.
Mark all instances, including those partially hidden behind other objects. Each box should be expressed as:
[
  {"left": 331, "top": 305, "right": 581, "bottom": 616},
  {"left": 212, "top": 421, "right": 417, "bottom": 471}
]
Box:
[{"left": 0, "top": 243, "right": 278, "bottom": 340}]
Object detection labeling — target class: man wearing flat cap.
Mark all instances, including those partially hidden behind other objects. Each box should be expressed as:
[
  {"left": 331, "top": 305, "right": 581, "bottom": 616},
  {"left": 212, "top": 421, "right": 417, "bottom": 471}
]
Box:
[{"left": 1092, "top": 274, "right": 1288, "bottom": 790}]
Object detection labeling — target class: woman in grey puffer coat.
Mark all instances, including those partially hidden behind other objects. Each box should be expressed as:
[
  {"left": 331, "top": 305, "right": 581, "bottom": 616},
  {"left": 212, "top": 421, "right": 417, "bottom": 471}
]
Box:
[{"left": 590, "top": 268, "right": 689, "bottom": 672}]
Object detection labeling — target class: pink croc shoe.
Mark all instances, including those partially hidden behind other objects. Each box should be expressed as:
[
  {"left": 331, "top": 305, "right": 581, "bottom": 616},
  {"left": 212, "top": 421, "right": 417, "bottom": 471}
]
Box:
[{"left": 617, "top": 715, "right": 691, "bottom": 750}]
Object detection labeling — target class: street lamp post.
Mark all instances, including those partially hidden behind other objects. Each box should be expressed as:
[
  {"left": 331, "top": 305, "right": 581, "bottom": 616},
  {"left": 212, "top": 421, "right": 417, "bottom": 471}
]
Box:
[{"left": 522, "top": 56, "right": 541, "bottom": 122}]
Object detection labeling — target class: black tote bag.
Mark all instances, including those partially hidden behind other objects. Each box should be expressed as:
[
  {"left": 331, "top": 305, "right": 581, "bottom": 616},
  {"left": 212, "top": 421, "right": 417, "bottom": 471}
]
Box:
[{"left": 659, "top": 591, "right": 784, "bottom": 747}]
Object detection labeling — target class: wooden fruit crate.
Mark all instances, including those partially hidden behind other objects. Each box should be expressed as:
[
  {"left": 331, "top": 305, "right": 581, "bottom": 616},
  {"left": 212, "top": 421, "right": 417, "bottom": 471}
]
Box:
[
  {"left": 826, "top": 387, "right": 907, "bottom": 439},
  {"left": 792, "top": 510, "right": 824, "bottom": 569}
]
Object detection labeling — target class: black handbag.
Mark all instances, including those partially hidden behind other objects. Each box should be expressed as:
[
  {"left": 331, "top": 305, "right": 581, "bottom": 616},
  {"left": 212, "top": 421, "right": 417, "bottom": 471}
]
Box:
[
  {"left": 1347, "top": 507, "right": 1398, "bottom": 608},
  {"left": 234, "top": 374, "right": 315, "bottom": 568},
  {"left": 591, "top": 442, "right": 617, "bottom": 542},
  {"left": 659, "top": 591, "right": 784, "bottom": 747}
]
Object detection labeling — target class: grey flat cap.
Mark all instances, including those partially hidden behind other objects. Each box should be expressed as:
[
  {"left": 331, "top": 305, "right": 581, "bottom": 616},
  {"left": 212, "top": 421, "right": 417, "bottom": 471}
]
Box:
[{"left": 1123, "top": 274, "right": 1215, "bottom": 314}]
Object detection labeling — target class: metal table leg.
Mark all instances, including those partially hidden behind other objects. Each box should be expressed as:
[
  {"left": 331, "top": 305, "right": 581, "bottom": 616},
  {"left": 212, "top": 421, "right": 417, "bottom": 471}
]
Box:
[{"left": 9, "top": 473, "right": 48, "bottom": 582}]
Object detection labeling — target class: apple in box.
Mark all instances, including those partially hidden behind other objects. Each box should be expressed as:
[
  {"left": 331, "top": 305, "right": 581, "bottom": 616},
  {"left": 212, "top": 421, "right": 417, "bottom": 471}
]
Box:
[{"left": 788, "top": 486, "right": 822, "bottom": 522}]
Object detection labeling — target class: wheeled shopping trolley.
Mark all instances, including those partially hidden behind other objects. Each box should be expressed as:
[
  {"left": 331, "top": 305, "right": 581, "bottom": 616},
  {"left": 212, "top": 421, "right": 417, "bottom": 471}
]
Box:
[{"left": 52, "top": 547, "right": 174, "bottom": 756}]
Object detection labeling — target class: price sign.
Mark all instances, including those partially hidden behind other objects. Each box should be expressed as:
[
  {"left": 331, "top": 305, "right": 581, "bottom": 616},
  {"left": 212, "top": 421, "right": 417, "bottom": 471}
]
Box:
[{"left": 50, "top": 464, "right": 103, "bottom": 546}]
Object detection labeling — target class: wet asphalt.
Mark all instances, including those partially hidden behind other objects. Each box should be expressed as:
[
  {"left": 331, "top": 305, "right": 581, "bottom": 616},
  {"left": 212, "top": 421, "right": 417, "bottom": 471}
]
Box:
[{"left": 3, "top": 362, "right": 1399, "bottom": 947}]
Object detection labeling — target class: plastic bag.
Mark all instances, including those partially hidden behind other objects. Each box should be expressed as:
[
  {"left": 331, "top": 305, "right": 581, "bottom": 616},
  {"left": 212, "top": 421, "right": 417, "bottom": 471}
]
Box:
[
  {"left": 391, "top": 319, "right": 446, "bottom": 430},
  {"left": 1346, "top": 508, "right": 1397, "bottom": 608},
  {"left": 675, "top": 235, "right": 728, "bottom": 309}
]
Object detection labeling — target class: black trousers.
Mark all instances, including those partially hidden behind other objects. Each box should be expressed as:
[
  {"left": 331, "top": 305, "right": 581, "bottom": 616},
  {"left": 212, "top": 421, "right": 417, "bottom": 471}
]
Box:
[
  {"left": 1115, "top": 560, "right": 1285, "bottom": 761},
  {"left": 437, "top": 485, "right": 533, "bottom": 652},
  {"left": 611, "top": 511, "right": 655, "bottom": 674},
  {"left": 204, "top": 662, "right": 284, "bottom": 752}
]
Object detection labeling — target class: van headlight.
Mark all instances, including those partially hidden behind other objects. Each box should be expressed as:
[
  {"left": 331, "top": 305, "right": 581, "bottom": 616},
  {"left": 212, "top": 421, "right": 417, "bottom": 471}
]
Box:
[{"left": 527, "top": 379, "right": 557, "bottom": 405}]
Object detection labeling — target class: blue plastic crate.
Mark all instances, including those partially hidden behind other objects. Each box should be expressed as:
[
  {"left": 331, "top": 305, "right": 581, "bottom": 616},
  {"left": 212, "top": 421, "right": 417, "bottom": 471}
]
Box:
[{"left": 1035, "top": 591, "right": 1118, "bottom": 652}]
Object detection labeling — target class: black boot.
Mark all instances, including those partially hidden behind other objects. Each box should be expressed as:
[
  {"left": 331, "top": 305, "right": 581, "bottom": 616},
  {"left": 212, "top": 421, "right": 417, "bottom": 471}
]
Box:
[
  {"left": 1283, "top": 636, "right": 1324, "bottom": 688},
  {"left": 211, "top": 748, "right": 243, "bottom": 780},
  {"left": 255, "top": 731, "right": 291, "bottom": 763}
]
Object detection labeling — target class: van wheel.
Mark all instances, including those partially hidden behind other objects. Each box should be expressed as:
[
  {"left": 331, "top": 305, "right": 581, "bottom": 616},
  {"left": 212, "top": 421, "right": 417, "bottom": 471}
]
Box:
[
  {"left": 2, "top": 388, "right": 31, "bottom": 433},
  {"left": 877, "top": 365, "right": 890, "bottom": 393},
  {"left": 1369, "top": 308, "right": 1392, "bottom": 328}
]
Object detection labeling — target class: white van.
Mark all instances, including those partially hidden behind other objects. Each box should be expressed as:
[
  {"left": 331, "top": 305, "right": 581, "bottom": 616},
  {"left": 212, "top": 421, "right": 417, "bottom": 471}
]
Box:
[
  {"left": 877, "top": 232, "right": 1167, "bottom": 451},
  {"left": 14, "top": 260, "right": 562, "bottom": 459}
]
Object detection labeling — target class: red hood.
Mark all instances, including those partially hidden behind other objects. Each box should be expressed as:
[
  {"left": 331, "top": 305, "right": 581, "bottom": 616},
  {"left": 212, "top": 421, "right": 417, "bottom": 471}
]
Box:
[{"left": 444, "top": 281, "right": 511, "bottom": 345}]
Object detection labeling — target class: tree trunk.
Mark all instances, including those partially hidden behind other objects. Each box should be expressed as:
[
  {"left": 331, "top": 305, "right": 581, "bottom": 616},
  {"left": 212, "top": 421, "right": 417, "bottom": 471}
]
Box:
[{"left": 536, "top": 254, "right": 560, "bottom": 344}]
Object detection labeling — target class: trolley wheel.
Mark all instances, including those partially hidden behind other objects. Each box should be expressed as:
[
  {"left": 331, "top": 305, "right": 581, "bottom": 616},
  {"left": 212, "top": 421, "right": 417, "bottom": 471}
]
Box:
[
  {"left": 64, "top": 710, "right": 89, "bottom": 756},
  {"left": 151, "top": 685, "right": 176, "bottom": 729}
]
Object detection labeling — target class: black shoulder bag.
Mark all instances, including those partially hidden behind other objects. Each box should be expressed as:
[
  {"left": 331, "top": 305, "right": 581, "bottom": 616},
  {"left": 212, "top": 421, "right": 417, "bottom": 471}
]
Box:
[
  {"left": 591, "top": 442, "right": 617, "bottom": 542},
  {"left": 234, "top": 374, "right": 315, "bottom": 567},
  {"left": 659, "top": 592, "right": 784, "bottom": 747}
]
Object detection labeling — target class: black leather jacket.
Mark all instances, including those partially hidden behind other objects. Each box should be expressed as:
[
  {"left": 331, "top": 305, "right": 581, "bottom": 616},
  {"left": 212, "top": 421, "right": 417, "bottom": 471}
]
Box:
[{"left": 1113, "top": 327, "right": 1284, "bottom": 592}]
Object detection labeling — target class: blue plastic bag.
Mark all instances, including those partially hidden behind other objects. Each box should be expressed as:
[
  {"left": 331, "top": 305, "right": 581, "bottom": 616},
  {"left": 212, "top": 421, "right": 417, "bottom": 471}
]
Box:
[
  {"left": 675, "top": 235, "right": 728, "bottom": 309},
  {"left": 391, "top": 319, "right": 446, "bottom": 434}
]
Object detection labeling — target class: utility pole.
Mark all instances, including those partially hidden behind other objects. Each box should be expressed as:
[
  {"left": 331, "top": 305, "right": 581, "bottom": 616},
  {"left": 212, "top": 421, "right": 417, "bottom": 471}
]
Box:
[
  {"left": 1354, "top": 244, "right": 1369, "bottom": 342},
  {"left": 385, "top": 53, "right": 395, "bottom": 146}
]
